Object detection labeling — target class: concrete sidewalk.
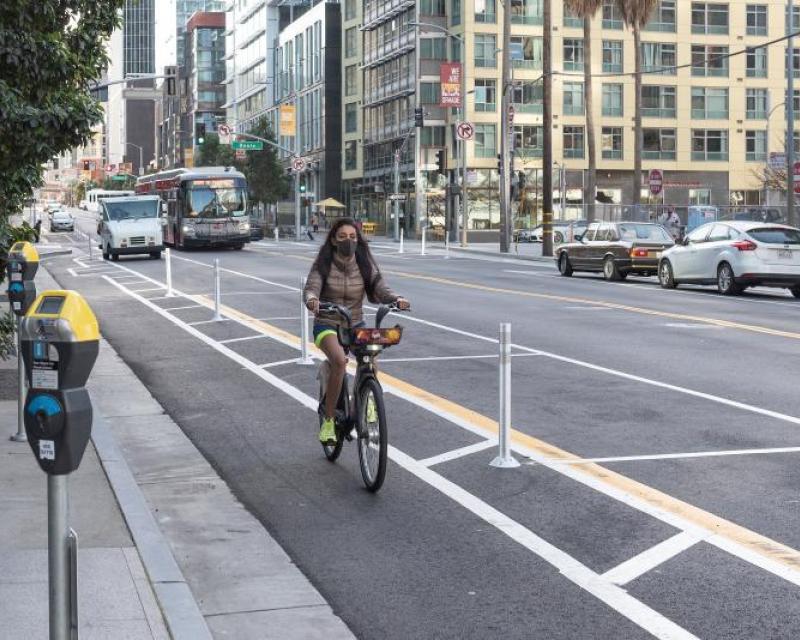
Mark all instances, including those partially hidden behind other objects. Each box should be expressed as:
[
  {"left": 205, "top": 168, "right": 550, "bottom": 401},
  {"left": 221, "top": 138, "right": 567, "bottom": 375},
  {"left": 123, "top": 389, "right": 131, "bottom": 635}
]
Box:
[
  {"left": 1, "top": 263, "right": 354, "bottom": 638},
  {"left": 366, "top": 235, "right": 553, "bottom": 263}
]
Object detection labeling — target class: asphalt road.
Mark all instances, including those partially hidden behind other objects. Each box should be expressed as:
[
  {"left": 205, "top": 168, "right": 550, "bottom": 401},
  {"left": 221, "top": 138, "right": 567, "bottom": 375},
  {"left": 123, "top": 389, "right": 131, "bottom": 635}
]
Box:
[{"left": 41, "top": 210, "right": 800, "bottom": 639}]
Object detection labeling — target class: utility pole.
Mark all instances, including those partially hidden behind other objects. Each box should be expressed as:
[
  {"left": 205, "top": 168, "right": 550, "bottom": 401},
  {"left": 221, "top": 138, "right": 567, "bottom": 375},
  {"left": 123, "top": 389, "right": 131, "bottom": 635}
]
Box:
[
  {"left": 789, "top": 0, "right": 796, "bottom": 226},
  {"left": 499, "top": 0, "right": 512, "bottom": 253},
  {"left": 460, "top": 32, "right": 469, "bottom": 247},
  {"left": 414, "top": 10, "right": 423, "bottom": 239},
  {"left": 541, "top": 0, "right": 554, "bottom": 257}
]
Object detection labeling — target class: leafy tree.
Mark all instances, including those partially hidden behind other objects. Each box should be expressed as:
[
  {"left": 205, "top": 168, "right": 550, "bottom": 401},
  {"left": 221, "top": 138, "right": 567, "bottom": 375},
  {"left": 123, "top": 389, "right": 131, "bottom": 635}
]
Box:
[
  {"left": 243, "top": 118, "right": 290, "bottom": 205},
  {"left": 194, "top": 133, "right": 236, "bottom": 168},
  {"left": 0, "top": 1, "right": 122, "bottom": 221}
]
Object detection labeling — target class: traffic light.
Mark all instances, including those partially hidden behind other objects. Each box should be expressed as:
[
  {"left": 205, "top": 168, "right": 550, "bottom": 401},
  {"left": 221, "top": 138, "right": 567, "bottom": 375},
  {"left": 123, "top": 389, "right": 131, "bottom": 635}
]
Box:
[
  {"left": 195, "top": 122, "right": 206, "bottom": 145},
  {"left": 414, "top": 107, "right": 424, "bottom": 128},
  {"left": 299, "top": 182, "right": 306, "bottom": 193},
  {"left": 435, "top": 149, "right": 445, "bottom": 174}
]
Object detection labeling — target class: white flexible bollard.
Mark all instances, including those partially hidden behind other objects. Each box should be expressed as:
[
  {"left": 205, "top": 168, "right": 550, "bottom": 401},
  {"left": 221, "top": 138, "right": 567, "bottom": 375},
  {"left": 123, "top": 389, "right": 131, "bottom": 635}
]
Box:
[
  {"left": 165, "top": 248, "right": 174, "bottom": 297},
  {"left": 490, "top": 323, "right": 520, "bottom": 469},
  {"left": 298, "top": 276, "right": 313, "bottom": 365},
  {"left": 212, "top": 258, "right": 223, "bottom": 321}
]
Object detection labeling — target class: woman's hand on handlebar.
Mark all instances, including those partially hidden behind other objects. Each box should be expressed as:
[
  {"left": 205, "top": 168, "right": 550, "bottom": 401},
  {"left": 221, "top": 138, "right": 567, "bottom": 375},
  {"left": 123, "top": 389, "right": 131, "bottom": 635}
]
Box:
[
  {"left": 306, "top": 298, "right": 319, "bottom": 314},
  {"left": 395, "top": 297, "right": 411, "bottom": 311}
]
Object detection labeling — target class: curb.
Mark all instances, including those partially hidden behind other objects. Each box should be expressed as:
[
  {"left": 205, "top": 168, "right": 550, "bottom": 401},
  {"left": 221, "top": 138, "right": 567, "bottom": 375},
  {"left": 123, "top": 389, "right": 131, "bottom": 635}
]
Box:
[{"left": 448, "top": 246, "right": 554, "bottom": 263}]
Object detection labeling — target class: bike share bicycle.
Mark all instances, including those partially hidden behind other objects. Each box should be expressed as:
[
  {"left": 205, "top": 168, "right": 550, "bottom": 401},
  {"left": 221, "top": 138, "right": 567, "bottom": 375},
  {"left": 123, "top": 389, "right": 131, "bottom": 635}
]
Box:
[{"left": 316, "top": 301, "right": 408, "bottom": 492}]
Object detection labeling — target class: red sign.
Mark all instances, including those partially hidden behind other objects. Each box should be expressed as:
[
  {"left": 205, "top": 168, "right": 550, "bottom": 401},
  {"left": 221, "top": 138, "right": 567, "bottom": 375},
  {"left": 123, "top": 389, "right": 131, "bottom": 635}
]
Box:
[
  {"left": 648, "top": 169, "right": 664, "bottom": 196},
  {"left": 508, "top": 105, "right": 515, "bottom": 124},
  {"left": 794, "top": 162, "right": 800, "bottom": 195},
  {"left": 439, "top": 63, "right": 462, "bottom": 108}
]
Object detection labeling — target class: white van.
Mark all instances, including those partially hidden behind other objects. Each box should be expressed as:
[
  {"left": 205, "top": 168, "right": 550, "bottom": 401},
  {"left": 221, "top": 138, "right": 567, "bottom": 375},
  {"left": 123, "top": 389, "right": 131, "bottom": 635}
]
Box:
[{"left": 97, "top": 195, "right": 165, "bottom": 260}]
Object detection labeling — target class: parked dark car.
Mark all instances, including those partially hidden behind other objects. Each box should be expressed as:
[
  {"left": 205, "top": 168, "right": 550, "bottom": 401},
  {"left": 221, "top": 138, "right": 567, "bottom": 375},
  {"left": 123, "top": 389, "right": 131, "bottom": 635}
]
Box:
[
  {"left": 249, "top": 217, "right": 264, "bottom": 241},
  {"left": 556, "top": 221, "right": 675, "bottom": 280}
]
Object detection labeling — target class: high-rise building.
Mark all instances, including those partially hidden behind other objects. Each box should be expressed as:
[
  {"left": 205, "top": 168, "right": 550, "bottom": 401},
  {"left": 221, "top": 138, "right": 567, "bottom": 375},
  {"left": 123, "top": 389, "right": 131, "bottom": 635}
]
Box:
[{"left": 123, "top": 0, "right": 156, "bottom": 74}]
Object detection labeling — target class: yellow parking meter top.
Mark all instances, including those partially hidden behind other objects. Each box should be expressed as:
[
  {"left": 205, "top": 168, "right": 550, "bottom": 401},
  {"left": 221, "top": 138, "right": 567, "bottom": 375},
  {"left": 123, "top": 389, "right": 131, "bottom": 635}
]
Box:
[
  {"left": 26, "top": 290, "right": 99, "bottom": 342},
  {"left": 9, "top": 241, "right": 39, "bottom": 264}
]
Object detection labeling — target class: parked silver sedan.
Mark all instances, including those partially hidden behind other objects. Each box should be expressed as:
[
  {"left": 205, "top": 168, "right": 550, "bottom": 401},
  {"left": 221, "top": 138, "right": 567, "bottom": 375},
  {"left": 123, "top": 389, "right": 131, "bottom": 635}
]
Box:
[{"left": 658, "top": 221, "right": 800, "bottom": 296}]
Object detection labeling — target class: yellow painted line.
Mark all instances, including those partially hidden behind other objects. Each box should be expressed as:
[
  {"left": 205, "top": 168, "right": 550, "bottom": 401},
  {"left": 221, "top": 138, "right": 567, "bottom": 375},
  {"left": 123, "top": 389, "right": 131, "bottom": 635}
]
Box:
[
  {"left": 192, "top": 293, "right": 800, "bottom": 576},
  {"left": 284, "top": 252, "right": 800, "bottom": 341}
]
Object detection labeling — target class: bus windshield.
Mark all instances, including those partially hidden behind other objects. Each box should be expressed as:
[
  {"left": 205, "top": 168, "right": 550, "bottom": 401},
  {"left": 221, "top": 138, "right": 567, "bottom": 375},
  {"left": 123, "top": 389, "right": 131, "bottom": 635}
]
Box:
[
  {"left": 186, "top": 179, "right": 247, "bottom": 218},
  {"left": 104, "top": 199, "right": 159, "bottom": 221}
]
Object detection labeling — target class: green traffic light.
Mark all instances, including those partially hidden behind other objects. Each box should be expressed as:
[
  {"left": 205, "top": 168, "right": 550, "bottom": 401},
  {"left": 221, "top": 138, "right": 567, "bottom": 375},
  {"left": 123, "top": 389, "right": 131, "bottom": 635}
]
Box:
[{"left": 299, "top": 185, "right": 306, "bottom": 193}]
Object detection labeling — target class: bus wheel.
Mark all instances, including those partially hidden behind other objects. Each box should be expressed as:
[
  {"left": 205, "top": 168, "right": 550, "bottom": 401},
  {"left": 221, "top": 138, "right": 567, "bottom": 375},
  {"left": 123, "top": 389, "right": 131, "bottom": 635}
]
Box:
[{"left": 233, "top": 243, "right": 244, "bottom": 251}]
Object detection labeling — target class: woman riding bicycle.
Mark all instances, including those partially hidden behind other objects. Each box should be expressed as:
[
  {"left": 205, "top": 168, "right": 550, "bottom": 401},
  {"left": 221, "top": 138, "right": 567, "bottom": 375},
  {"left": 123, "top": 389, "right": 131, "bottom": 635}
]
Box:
[{"left": 304, "top": 218, "right": 410, "bottom": 445}]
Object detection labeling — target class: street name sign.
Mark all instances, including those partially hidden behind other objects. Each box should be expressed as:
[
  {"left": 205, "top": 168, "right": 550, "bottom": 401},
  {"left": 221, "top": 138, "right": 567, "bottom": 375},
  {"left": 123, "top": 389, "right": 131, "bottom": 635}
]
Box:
[
  {"left": 232, "top": 140, "right": 263, "bottom": 151},
  {"left": 388, "top": 194, "right": 405, "bottom": 201}
]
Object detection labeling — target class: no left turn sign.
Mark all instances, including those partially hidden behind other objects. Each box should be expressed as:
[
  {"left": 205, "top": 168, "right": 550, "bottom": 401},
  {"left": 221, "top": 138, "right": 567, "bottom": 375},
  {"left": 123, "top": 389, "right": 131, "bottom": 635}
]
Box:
[
  {"left": 292, "top": 157, "right": 307, "bottom": 172},
  {"left": 456, "top": 121, "right": 475, "bottom": 141}
]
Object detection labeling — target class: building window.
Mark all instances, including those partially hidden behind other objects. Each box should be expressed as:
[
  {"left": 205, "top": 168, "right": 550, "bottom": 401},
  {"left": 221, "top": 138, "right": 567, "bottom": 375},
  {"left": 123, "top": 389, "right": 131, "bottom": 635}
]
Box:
[
  {"left": 745, "top": 88, "right": 768, "bottom": 119},
  {"left": 642, "top": 85, "right": 676, "bottom": 117},
  {"left": 512, "top": 0, "right": 543, "bottom": 25},
  {"left": 474, "top": 79, "right": 497, "bottom": 111},
  {"left": 645, "top": 0, "right": 676, "bottom": 31},
  {"left": 345, "top": 0, "right": 356, "bottom": 20},
  {"left": 691, "top": 3, "right": 728, "bottom": 34},
  {"left": 691, "top": 45, "right": 729, "bottom": 77},
  {"left": 345, "top": 65, "right": 357, "bottom": 96},
  {"left": 475, "top": 34, "right": 497, "bottom": 68},
  {"left": 474, "top": 124, "right": 496, "bottom": 157},
  {"left": 510, "top": 36, "right": 543, "bottom": 69},
  {"left": 475, "top": 0, "right": 496, "bottom": 22},
  {"left": 746, "top": 5, "right": 767, "bottom": 35},
  {"left": 420, "top": 0, "right": 446, "bottom": 14},
  {"left": 345, "top": 141, "right": 357, "bottom": 170},
  {"left": 564, "top": 6, "right": 582, "bottom": 28},
  {"left": 563, "top": 83, "right": 584, "bottom": 115},
  {"left": 691, "top": 87, "right": 728, "bottom": 119},
  {"left": 690, "top": 188, "right": 711, "bottom": 205},
  {"left": 563, "top": 39, "right": 584, "bottom": 72},
  {"left": 641, "top": 42, "right": 676, "bottom": 75},
  {"left": 787, "top": 6, "right": 800, "bottom": 33},
  {"left": 511, "top": 81, "right": 543, "bottom": 113},
  {"left": 513, "top": 125, "right": 543, "bottom": 157},
  {"left": 451, "top": 0, "right": 461, "bottom": 25},
  {"left": 602, "top": 83, "right": 623, "bottom": 117},
  {"left": 602, "top": 0, "right": 623, "bottom": 28},
  {"left": 643, "top": 128, "right": 676, "bottom": 159},
  {"left": 791, "top": 88, "right": 800, "bottom": 113},
  {"left": 562, "top": 126, "right": 583, "bottom": 159},
  {"left": 345, "top": 27, "right": 357, "bottom": 59},
  {"left": 420, "top": 38, "right": 447, "bottom": 60},
  {"left": 745, "top": 130, "right": 767, "bottom": 162},
  {"left": 602, "top": 40, "right": 623, "bottom": 73},
  {"left": 345, "top": 103, "right": 358, "bottom": 133},
  {"left": 420, "top": 126, "right": 446, "bottom": 146},
  {"left": 420, "top": 82, "right": 442, "bottom": 104},
  {"left": 692, "top": 129, "right": 728, "bottom": 161},
  {"left": 788, "top": 48, "right": 800, "bottom": 78},
  {"left": 747, "top": 46, "right": 767, "bottom": 77},
  {"left": 602, "top": 127, "right": 623, "bottom": 159}
]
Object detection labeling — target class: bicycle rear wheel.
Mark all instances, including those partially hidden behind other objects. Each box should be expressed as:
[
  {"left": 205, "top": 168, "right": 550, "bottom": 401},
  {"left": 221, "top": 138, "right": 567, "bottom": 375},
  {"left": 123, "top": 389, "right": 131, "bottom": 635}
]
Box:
[
  {"left": 319, "top": 364, "right": 345, "bottom": 461},
  {"left": 357, "top": 378, "right": 388, "bottom": 492}
]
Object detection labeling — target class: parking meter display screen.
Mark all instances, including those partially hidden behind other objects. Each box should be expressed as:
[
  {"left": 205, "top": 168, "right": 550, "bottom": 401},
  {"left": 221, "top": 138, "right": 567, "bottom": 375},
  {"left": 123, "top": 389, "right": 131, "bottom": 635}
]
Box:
[{"left": 37, "top": 296, "right": 65, "bottom": 315}]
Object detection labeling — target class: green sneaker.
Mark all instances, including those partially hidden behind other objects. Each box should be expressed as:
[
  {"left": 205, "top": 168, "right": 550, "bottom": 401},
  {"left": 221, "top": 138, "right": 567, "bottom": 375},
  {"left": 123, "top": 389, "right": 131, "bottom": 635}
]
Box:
[
  {"left": 366, "top": 397, "right": 378, "bottom": 423},
  {"left": 319, "top": 417, "right": 337, "bottom": 444}
]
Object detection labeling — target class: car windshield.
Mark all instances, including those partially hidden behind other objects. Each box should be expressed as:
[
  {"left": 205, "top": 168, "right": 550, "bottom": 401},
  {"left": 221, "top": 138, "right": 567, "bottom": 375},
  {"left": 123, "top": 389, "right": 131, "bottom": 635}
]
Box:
[
  {"left": 53, "top": 212, "right": 71, "bottom": 219},
  {"left": 617, "top": 224, "right": 672, "bottom": 243},
  {"left": 104, "top": 199, "right": 159, "bottom": 221},
  {"left": 187, "top": 180, "right": 247, "bottom": 219},
  {"left": 747, "top": 227, "right": 800, "bottom": 245}
]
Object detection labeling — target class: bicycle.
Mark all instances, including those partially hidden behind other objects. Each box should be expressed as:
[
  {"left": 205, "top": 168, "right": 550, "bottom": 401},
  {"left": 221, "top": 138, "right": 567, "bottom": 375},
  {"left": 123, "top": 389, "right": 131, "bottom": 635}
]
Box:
[{"left": 316, "top": 301, "right": 407, "bottom": 492}]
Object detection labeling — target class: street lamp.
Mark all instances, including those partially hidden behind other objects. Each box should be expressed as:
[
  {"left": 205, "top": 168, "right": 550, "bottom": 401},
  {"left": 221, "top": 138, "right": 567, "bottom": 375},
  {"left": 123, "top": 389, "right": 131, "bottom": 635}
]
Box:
[
  {"left": 125, "top": 142, "right": 144, "bottom": 176},
  {"left": 408, "top": 21, "right": 469, "bottom": 247}
]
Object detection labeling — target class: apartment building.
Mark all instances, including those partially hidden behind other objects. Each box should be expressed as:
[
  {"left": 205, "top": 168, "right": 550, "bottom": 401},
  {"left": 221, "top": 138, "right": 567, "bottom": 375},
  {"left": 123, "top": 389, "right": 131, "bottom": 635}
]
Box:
[{"left": 345, "top": 0, "right": 799, "bottom": 233}]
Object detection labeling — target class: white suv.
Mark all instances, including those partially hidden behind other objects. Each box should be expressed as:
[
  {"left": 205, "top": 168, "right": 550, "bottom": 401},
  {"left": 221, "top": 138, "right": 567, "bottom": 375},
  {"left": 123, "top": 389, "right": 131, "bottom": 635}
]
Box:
[{"left": 658, "top": 221, "right": 800, "bottom": 296}]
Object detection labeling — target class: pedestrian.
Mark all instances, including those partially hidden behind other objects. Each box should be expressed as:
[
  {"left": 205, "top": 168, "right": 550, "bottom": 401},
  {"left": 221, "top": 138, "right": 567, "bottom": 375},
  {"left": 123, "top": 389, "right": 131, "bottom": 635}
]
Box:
[
  {"left": 311, "top": 214, "right": 319, "bottom": 233},
  {"left": 305, "top": 224, "right": 314, "bottom": 241},
  {"left": 33, "top": 218, "right": 42, "bottom": 243},
  {"left": 666, "top": 207, "right": 681, "bottom": 240}
]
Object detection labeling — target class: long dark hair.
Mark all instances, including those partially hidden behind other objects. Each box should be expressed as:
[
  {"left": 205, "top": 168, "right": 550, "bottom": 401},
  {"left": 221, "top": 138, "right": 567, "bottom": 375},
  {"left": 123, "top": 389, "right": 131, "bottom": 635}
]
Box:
[{"left": 311, "top": 217, "right": 379, "bottom": 297}]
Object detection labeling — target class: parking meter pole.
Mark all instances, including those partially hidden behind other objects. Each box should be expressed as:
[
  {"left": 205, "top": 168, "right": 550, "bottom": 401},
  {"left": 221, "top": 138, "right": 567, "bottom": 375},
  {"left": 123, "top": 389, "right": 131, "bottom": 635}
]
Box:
[
  {"left": 11, "top": 317, "right": 27, "bottom": 442},
  {"left": 399, "top": 228, "right": 404, "bottom": 254},
  {"left": 490, "top": 323, "right": 519, "bottom": 469},
  {"left": 165, "top": 248, "right": 174, "bottom": 297},
  {"left": 48, "top": 474, "right": 70, "bottom": 640},
  {"left": 444, "top": 234, "right": 450, "bottom": 260},
  {"left": 421, "top": 227, "right": 426, "bottom": 256},
  {"left": 299, "top": 277, "right": 313, "bottom": 365},
  {"left": 213, "top": 259, "right": 223, "bottom": 322},
  {"left": 274, "top": 227, "right": 279, "bottom": 243}
]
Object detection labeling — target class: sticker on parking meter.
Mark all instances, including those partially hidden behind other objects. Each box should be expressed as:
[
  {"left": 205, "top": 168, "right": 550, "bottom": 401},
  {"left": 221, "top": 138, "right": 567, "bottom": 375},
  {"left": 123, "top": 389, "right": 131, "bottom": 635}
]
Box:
[
  {"left": 39, "top": 440, "right": 55, "bottom": 461},
  {"left": 10, "top": 272, "right": 21, "bottom": 281},
  {"left": 31, "top": 361, "right": 58, "bottom": 389}
]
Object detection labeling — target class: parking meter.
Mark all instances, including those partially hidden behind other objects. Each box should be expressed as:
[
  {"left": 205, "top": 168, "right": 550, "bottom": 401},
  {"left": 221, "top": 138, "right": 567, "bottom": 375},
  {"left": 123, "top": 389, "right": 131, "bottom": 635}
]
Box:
[
  {"left": 20, "top": 290, "right": 99, "bottom": 475},
  {"left": 5, "top": 241, "right": 39, "bottom": 316}
]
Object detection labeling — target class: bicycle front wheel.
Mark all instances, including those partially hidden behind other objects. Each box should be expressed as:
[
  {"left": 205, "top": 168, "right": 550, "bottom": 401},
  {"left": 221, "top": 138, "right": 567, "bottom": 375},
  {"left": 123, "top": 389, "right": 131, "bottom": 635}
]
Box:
[{"left": 357, "top": 378, "right": 388, "bottom": 492}]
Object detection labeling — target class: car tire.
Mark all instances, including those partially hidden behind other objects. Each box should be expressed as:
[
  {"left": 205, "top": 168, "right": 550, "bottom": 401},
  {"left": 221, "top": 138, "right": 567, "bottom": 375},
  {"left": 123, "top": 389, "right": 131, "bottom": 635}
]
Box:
[
  {"left": 232, "top": 243, "right": 245, "bottom": 250},
  {"left": 659, "top": 260, "right": 677, "bottom": 289},
  {"left": 150, "top": 251, "right": 161, "bottom": 260},
  {"left": 603, "top": 256, "right": 623, "bottom": 281},
  {"left": 790, "top": 285, "right": 800, "bottom": 299},
  {"left": 102, "top": 245, "right": 110, "bottom": 261},
  {"left": 717, "top": 262, "right": 741, "bottom": 295},
  {"left": 111, "top": 252, "right": 120, "bottom": 262},
  {"left": 558, "top": 252, "right": 573, "bottom": 277}
]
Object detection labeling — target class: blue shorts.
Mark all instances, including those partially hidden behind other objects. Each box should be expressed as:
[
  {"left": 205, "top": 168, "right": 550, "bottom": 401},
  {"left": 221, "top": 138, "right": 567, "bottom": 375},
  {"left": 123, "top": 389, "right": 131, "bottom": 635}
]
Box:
[{"left": 313, "top": 322, "right": 365, "bottom": 348}]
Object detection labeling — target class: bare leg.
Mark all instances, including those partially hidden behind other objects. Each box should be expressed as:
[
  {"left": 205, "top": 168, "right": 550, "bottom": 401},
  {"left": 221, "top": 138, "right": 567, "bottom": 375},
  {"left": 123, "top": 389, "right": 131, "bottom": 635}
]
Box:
[{"left": 319, "top": 334, "right": 347, "bottom": 420}]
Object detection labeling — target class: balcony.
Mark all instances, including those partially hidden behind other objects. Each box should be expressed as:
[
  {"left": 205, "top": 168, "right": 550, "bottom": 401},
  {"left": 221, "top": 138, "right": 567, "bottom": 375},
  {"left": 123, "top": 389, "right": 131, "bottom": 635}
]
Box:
[
  {"left": 475, "top": 102, "right": 496, "bottom": 112},
  {"left": 564, "top": 16, "right": 582, "bottom": 28},
  {"left": 747, "top": 68, "right": 767, "bottom": 78},
  {"left": 563, "top": 60, "right": 583, "bottom": 72},
  {"left": 644, "top": 21, "right": 676, "bottom": 32},
  {"left": 602, "top": 106, "right": 623, "bottom": 117},
  {"left": 745, "top": 110, "right": 767, "bottom": 120},
  {"left": 563, "top": 104, "right": 584, "bottom": 116},
  {"left": 602, "top": 149, "right": 623, "bottom": 159},
  {"left": 691, "top": 151, "right": 728, "bottom": 161},
  {"left": 512, "top": 14, "right": 543, "bottom": 25},
  {"left": 512, "top": 59, "right": 540, "bottom": 70},
  {"left": 746, "top": 151, "right": 767, "bottom": 162},
  {"left": 475, "top": 57, "right": 497, "bottom": 68},
  {"left": 747, "top": 25, "right": 767, "bottom": 36},
  {"left": 691, "top": 24, "right": 728, "bottom": 35},
  {"left": 643, "top": 150, "right": 676, "bottom": 160},
  {"left": 692, "top": 67, "right": 728, "bottom": 77},
  {"left": 475, "top": 12, "right": 496, "bottom": 23},
  {"left": 513, "top": 103, "right": 543, "bottom": 113},
  {"left": 564, "top": 148, "right": 584, "bottom": 159},
  {"left": 642, "top": 107, "right": 676, "bottom": 118},
  {"left": 691, "top": 109, "right": 728, "bottom": 119},
  {"left": 603, "top": 62, "right": 622, "bottom": 73},
  {"left": 602, "top": 18, "right": 622, "bottom": 29}
]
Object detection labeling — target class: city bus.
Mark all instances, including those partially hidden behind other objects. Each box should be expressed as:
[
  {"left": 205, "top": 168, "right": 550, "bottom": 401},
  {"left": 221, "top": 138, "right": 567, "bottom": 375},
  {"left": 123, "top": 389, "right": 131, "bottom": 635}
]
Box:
[
  {"left": 135, "top": 167, "right": 250, "bottom": 249},
  {"left": 87, "top": 188, "right": 134, "bottom": 213}
]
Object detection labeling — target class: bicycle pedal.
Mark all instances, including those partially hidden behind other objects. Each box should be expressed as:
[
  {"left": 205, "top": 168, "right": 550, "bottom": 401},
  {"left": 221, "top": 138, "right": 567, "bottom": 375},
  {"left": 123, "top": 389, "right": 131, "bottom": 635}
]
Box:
[{"left": 344, "top": 431, "right": 354, "bottom": 442}]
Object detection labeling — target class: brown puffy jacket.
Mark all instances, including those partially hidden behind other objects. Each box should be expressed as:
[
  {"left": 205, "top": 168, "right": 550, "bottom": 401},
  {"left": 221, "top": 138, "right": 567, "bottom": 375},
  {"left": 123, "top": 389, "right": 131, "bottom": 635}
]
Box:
[{"left": 303, "top": 255, "right": 397, "bottom": 326}]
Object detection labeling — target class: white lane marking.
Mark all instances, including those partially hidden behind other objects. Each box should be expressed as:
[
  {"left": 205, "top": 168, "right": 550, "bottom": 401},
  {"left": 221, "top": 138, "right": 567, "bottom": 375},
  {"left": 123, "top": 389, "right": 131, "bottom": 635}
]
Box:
[
  {"left": 378, "top": 353, "right": 543, "bottom": 363},
  {"left": 95, "top": 257, "right": 800, "bottom": 587},
  {"left": 170, "top": 254, "right": 297, "bottom": 291},
  {"left": 188, "top": 318, "right": 232, "bottom": 326},
  {"left": 601, "top": 532, "right": 701, "bottom": 586},
  {"left": 102, "top": 274, "right": 698, "bottom": 640},
  {"left": 504, "top": 269, "right": 557, "bottom": 277},
  {"left": 418, "top": 440, "right": 497, "bottom": 467},
  {"left": 218, "top": 335, "right": 268, "bottom": 344},
  {"left": 563, "top": 306, "right": 616, "bottom": 311},
  {"left": 220, "top": 291, "right": 296, "bottom": 296},
  {"left": 67, "top": 268, "right": 78, "bottom": 277},
  {"left": 130, "top": 287, "right": 165, "bottom": 293},
  {"left": 663, "top": 323, "right": 724, "bottom": 329},
  {"left": 259, "top": 316, "right": 301, "bottom": 321},
  {"left": 257, "top": 358, "right": 304, "bottom": 369},
  {"left": 162, "top": 305, "right": 203, "bottom": 311},
  {"left": 556, "top": 445, "right": 800, "bottom": 465}
]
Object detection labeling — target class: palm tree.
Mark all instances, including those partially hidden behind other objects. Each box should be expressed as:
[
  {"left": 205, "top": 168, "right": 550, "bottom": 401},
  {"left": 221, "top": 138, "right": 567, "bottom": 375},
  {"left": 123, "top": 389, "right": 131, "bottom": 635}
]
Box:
[
  {"left": 615, "top": 0, "right": 658, "bottom": 208},
  {"left": 565, "top": 0, "right": 603, "bottom": 223}
]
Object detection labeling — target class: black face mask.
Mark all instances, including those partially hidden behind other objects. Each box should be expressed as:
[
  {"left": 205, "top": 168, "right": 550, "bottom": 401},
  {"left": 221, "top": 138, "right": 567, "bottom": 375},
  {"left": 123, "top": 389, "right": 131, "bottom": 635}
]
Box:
[{"left": 336, "top": 239, "right": 357, "bottom": 257}]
